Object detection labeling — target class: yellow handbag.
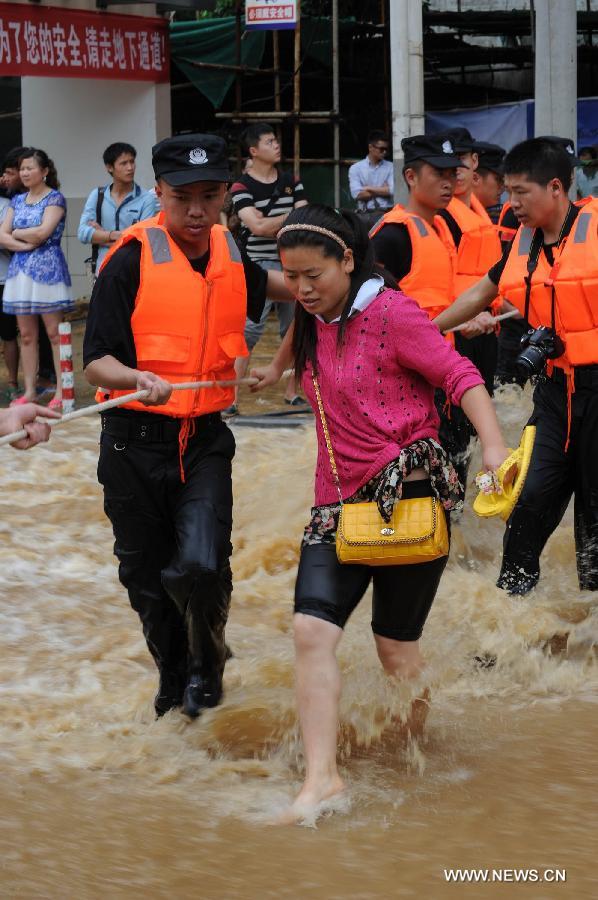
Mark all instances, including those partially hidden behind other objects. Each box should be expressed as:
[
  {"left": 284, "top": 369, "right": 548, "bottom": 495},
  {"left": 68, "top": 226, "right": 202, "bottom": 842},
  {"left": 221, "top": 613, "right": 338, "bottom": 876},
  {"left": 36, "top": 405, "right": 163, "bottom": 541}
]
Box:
[{"left": 312, "top": 375, "right": 449, "bottom": 567}]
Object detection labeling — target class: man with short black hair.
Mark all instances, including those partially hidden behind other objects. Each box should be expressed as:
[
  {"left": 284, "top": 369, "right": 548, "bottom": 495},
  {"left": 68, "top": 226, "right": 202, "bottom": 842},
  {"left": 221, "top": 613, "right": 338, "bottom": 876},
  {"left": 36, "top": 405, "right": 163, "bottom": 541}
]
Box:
[
  {"left": 370, "top": 133, "right": 460, "bottom": 306},
  {"left": 84, "top": 133, "right": 292, "bottom": 719},
  {"left": 435, "top": 137, "right": 598, "bottom": 596},
  {"left": 0, "top": 146, "right": 27, "bottom": 198},
  {"left": 349, "top": 129, "right": 394, "bottom": 229},
  {"left": 78, "top": 141, "right": 157, "bottom": 275},
  {"left": 229, "top": 123, "right": 307, "bottom": 409}
]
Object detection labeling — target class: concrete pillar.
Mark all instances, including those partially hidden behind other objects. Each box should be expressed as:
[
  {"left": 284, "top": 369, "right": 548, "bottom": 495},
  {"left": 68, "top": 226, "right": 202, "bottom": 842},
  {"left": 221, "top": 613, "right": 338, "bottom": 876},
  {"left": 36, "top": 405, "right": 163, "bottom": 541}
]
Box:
[
  {"left": 534, "top": 0, "right": 577, "bottom": 141},
  {"left": 389, "top": 0, "right": 424, "bottom": 202},
  {"left": 407, "top": 0, "right": 425, "bottom": 137}
]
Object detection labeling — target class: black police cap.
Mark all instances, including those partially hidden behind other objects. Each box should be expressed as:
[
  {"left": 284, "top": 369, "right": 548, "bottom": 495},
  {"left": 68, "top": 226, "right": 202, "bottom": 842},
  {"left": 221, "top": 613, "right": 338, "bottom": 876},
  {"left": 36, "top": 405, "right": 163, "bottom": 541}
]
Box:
[
  {"left": 401, "top": 134, "right": 462, "bottom": 169},
  {"left": 536, "top": 135, "right": 581, "bottom": 166},
  {"left": 437, "top": 127, "right": 476, "bottom": 153},
  {"left": 152, "top": 133, "right": 231, "bottom": 186},
  {"left": 474, "top": 141, "right": 506, "bottom": 176}
]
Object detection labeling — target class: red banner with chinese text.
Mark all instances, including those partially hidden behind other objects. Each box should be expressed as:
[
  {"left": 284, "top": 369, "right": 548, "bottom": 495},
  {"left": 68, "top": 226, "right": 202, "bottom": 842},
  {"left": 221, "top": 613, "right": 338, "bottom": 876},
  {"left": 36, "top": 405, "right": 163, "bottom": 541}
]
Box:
[{"left": 0, "top": 4, "right": 169, "bottom": 82}]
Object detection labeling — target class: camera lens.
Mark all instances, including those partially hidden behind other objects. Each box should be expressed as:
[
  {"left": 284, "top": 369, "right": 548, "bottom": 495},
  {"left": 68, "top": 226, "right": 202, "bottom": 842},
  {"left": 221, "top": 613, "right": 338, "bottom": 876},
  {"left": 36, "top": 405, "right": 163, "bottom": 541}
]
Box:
[{"left": 516, "top": 344, "right": 546, "bottom": 375}]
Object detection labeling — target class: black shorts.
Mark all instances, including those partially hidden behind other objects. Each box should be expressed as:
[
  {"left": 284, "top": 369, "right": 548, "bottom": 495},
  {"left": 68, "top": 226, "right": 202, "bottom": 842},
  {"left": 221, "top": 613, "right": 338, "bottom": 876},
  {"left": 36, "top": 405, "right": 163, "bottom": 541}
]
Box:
[
  {"left": 0, "top": 285, "right": 17, "bottom": 342},
  {"left": 294, "top": 481, "right": 449, "bottom": 641}
]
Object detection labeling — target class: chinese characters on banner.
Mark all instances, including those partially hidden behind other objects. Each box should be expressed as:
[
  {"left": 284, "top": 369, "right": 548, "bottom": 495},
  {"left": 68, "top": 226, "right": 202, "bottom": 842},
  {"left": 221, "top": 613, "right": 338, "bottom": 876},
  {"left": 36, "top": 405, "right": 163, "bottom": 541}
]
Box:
[
  {"left": 245, "top": 0, "right": 297, "bottom": 31},
  {"left": 0, "top": 4, "right": 169, "bottom": 82}
]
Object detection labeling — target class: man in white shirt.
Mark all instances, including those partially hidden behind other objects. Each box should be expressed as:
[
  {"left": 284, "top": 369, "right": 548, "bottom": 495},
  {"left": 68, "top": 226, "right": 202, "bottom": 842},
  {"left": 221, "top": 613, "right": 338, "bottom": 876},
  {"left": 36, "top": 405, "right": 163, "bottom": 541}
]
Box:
[{"left": 349, "top": 130, "right": 394, "bottom": 229}]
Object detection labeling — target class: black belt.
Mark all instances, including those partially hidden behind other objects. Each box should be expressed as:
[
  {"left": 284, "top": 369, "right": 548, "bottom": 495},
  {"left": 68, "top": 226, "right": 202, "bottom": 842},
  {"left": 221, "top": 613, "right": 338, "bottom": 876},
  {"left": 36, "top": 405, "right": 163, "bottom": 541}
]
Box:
[
  {"left": 549, "top": 365, "right": 598, "bottom": 390},
  {"left": 100, "top": 412, "right": 221, "bottom": 443}
]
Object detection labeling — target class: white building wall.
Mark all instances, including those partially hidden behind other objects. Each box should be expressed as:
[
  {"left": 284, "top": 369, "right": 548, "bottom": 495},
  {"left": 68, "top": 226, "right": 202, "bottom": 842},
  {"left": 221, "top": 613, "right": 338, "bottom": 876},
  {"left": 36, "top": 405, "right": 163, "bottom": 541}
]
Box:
[{"left": 14, "top": 0, "right": 171, "bottom": 299}]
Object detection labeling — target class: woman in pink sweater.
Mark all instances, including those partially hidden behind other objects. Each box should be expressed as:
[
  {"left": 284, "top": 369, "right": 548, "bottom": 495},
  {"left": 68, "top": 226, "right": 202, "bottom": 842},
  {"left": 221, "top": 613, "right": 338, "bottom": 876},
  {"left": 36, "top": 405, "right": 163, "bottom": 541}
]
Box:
[{"left": 253, "top": 204, "right": 510, "bottom": 824}]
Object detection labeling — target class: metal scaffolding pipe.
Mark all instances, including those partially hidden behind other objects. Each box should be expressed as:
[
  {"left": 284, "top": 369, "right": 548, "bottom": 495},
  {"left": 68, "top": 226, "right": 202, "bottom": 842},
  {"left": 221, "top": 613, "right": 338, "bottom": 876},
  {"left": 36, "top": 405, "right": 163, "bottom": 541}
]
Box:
[{"left": 215, "top": 111, "right": 335, "bottom": 119}]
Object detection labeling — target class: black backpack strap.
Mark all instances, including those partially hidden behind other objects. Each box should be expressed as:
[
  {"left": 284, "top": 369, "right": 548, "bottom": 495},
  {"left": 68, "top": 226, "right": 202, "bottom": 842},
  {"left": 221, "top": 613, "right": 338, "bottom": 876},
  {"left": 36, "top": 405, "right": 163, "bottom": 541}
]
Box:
[
  {"left": 90, "top": 186, "right": 106, "bottom": 275},
  {"left": 522, "top": 229, "right": 543, "bottom": 324}
]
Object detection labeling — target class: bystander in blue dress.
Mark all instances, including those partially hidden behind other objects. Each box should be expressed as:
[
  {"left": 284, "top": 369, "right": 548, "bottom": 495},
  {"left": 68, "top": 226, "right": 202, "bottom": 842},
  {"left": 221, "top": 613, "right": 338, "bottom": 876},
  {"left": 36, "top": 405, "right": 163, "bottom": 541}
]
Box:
[{"left": 3, "top": 190, "right": 73, "bottom": 315}]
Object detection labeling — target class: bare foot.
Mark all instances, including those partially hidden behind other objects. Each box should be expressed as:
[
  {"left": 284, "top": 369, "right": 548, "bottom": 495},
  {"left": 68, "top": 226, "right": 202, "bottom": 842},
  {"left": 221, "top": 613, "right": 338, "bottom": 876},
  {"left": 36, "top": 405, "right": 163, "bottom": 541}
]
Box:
[{"left": 276, "top": 775, "right": 347, "bottom": 826}]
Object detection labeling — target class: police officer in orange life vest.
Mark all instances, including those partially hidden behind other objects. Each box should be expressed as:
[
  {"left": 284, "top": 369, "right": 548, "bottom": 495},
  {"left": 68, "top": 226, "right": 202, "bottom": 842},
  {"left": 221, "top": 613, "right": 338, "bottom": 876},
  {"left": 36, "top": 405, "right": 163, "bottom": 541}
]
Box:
[
  {"left": 370, "top": 134, "right": 485, "bottom": 488},
  {"left": 433, "top": 128, "right": 503, "bottom": 397},
  {"left": 83, "top": 134, "right": 291, "bottom": 717},
  {"left": 371, "top": 132, "right": 500, "bottom": 490},
  {"left": 492, "top": 137, "right": 583, "bottom": 389},
  {"left": 434, "top": 137, "right": 598, "bottom": 595},
  {"left": 369, "top": 133, "right": 461, "bottom": 322}
]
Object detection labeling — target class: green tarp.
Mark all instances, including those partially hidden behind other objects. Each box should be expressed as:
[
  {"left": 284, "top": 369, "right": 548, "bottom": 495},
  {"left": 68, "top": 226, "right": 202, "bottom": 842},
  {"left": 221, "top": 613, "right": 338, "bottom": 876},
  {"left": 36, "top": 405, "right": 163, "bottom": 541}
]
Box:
[
  {"left": 170, "top": 18, "right": 266, "bottom": 110},
  {"left": 170, "top": 16, "right": 357, "bottom": 109}
]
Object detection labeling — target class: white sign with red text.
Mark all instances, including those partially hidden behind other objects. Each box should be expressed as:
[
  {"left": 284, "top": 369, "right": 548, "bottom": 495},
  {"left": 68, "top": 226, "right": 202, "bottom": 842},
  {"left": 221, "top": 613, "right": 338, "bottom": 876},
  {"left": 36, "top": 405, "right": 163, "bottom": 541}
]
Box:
[{"left": 245, "top": 0, "right": 297, "bottom": 31}]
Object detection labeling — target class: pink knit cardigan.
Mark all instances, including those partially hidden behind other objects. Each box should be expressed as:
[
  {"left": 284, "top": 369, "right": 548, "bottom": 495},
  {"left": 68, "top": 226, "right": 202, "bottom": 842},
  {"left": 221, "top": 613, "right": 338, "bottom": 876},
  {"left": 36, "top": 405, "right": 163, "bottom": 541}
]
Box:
[{"left": 302, "top": 288, "right": 485, "bottom": 506}]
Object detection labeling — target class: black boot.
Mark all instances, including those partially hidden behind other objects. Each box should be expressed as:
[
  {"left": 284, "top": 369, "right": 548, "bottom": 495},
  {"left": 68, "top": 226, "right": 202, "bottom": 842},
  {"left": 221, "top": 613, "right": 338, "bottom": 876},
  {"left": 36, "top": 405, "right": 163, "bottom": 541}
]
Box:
[
  {"left": 154, "top": 669, "right": 185, "bottom": 718},
  {"left": 182, "top": 673, "right": 223, "bottom": 719},
  {"left": 496, "top": 559, "right": 540, "bottom": 595}
]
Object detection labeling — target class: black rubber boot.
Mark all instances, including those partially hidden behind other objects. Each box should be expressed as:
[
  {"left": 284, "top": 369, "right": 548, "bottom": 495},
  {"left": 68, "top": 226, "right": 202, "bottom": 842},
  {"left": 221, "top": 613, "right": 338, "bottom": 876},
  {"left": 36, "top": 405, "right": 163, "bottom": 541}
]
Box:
[
  {"left": 496, "top": 559, "right": 540, "bottom": 596},
  {"left": 182, "top": 674, "right": 223, "bottom": 719},
  {"left": 154, "top": 669, "right": 186, "bottom": 718}
]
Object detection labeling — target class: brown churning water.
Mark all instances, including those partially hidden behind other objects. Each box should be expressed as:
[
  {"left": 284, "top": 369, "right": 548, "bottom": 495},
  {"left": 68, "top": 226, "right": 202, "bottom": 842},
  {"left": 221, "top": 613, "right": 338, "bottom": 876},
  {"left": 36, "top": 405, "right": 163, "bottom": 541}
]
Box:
[{"left": 0, "top": 383, "right": 596, "bottom": 899}]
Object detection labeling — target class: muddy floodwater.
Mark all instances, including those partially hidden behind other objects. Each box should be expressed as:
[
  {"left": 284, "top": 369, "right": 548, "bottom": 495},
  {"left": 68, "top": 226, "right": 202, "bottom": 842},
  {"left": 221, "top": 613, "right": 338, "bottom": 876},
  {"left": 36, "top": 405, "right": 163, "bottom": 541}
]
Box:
[{"left": 0, "top": 325, "right": 596, "bottom": 899}]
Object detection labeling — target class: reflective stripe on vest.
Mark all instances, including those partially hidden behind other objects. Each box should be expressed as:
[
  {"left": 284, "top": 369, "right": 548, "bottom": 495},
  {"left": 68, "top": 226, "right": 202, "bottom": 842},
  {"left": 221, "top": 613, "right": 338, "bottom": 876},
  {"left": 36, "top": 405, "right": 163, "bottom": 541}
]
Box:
[
  {"left": 370, "top": 204, "right": 454, "bottom": 318},
  {"left": 96, "top": 219, "right": 248, "bottom": 416},
  {"left": 498, "top": 200, "right": 598, "bottom": 367},
  {"left": 146, "top": 227, "right": 173, "bottom": 265}
]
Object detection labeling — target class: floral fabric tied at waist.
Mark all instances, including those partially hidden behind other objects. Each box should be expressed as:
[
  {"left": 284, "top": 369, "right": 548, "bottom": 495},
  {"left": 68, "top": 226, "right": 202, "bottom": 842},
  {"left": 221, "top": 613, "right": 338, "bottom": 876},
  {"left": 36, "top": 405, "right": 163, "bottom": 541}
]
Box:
[{"left": 304, "top": 438, "right": 463, "bottom": 546}]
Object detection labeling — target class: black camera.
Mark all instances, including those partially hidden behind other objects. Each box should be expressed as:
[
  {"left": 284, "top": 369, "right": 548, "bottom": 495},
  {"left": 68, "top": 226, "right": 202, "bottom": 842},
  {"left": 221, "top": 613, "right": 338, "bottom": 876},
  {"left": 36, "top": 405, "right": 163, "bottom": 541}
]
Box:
[{"left": 516, "top": 326, "right": 565, "bottom": 376}]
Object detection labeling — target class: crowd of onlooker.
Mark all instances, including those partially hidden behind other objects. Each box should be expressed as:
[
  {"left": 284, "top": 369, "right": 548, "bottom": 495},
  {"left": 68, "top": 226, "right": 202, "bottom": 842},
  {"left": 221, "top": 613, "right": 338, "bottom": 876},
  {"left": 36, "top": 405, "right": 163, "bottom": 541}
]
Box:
[
  {"left": 0, "top": 131, "right": 595, "bottom": 416},
  {"left": 0, "top": 142, "right": 157, "bottom": 411}
]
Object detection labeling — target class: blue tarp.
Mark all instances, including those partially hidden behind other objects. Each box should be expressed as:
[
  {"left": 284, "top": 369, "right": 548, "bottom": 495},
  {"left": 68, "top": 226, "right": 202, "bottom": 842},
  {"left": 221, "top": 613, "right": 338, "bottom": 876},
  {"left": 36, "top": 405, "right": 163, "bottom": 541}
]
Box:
[{"left": 426, "top": 98, "right": 598, "bottom": 150}]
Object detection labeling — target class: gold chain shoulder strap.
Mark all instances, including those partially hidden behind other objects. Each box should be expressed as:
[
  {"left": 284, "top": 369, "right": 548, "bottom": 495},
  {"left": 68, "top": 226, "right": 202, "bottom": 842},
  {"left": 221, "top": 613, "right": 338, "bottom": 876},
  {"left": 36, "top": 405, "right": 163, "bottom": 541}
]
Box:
[{"left": 312, "top": 374, "right": 344, "bottom": 505}]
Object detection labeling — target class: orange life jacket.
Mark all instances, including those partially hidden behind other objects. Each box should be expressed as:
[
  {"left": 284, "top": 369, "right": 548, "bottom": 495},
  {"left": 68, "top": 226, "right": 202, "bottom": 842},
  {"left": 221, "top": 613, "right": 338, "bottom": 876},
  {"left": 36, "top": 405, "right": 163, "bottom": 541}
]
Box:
[
  {"left": 436, "top": 195, "right": 503, "bottom": 298},
  {"left": 497, "top": 202, "right": 517, "bottom": 242},
  {"left": 497, "top": 199, "right": 598, "bottom": 370},
  {"left": 369, "top": 204, "right": 455, "bottom": 320},
  {"left": 97, "top": 216, "right": 248, "bottom": 419}
]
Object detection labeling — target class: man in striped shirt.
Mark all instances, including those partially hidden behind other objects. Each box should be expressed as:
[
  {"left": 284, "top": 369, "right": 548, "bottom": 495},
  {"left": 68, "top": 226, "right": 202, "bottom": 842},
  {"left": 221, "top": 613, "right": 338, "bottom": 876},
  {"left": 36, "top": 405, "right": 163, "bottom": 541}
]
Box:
[{"left": 228, "top": 123, "right": 308, "bottom": 411}]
